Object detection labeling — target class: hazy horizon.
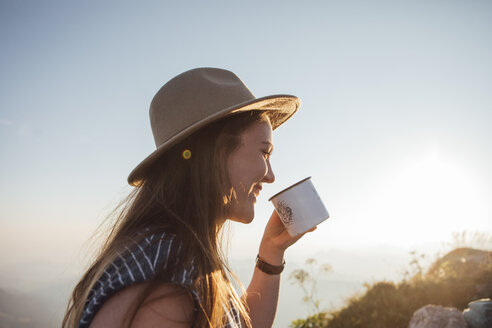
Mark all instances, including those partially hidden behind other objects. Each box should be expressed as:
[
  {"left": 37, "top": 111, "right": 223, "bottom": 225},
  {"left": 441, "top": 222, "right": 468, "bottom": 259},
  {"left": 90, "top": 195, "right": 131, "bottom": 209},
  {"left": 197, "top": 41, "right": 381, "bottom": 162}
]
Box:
[{"left": 0, "top": 230, "right": 485, "bottom": 327}]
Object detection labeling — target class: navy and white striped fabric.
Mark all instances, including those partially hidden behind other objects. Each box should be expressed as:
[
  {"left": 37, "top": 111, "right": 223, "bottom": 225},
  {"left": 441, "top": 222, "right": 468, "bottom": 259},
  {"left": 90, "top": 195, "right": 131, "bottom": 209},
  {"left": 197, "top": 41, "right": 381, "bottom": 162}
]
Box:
[{"left": 78, "top": 230, "right": 242, "bottom": 327}]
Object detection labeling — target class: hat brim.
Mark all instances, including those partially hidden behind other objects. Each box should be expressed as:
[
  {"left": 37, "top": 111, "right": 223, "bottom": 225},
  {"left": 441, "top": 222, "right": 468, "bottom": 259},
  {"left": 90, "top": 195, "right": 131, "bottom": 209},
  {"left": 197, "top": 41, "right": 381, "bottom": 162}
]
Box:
[{"left": 127, "top": 94, "right": 300, "bottom": 186}]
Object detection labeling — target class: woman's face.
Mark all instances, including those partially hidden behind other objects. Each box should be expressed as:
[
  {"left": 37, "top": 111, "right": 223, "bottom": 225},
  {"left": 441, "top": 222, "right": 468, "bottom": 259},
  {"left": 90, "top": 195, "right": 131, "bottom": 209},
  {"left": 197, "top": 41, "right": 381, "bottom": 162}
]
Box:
[{"left": 226, "top": 119, "right": 275, "bottom": 223}]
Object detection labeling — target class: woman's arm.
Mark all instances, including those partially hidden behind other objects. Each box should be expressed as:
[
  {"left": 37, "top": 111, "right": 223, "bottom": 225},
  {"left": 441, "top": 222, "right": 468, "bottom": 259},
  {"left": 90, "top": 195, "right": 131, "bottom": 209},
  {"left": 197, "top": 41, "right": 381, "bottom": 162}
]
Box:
[{"left": 244, "top": 211, "right": 315, "bottom": 327}]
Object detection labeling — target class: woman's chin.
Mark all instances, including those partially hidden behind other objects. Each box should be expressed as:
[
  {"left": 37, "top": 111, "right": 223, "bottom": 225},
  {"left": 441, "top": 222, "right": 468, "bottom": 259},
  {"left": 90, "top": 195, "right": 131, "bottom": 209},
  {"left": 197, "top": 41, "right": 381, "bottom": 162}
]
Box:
[{"left": 228, "top": 209, "right": 255, "bottom": 224}]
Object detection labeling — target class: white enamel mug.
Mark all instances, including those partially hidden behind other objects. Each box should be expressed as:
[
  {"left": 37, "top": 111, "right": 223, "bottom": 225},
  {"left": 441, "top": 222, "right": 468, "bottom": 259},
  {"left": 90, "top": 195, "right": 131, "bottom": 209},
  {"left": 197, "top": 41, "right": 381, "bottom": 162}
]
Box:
[{"left": 269, "top": 177, "right": 329, "bottom": 237}]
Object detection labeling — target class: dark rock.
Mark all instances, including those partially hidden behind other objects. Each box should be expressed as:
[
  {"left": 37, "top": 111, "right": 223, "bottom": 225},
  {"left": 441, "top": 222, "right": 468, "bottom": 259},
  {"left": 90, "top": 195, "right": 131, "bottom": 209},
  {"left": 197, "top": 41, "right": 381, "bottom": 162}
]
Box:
[
  {"left": 408, "top": 304, "right": 467, "bottom": 328},
  {"left": 463, "top": 298, "right": 492, "bottom": 328}
]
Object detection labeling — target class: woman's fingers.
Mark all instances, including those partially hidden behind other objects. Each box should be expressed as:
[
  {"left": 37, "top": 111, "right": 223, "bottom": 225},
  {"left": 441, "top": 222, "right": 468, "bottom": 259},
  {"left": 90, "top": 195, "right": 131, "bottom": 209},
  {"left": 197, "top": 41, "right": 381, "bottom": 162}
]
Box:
[
  {"left": 307, "top": 226, "right": 317, "bottom": 232},
  {"left": 262, "top": 210, "right": 319, "bottom": 252}
]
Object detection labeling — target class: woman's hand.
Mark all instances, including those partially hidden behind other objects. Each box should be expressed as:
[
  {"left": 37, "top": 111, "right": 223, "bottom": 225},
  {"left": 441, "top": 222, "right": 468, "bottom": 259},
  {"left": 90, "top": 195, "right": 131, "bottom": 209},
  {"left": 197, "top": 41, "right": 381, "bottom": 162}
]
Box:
[{"left": 258, "top": 210, "right": 316, "bottom": 265}]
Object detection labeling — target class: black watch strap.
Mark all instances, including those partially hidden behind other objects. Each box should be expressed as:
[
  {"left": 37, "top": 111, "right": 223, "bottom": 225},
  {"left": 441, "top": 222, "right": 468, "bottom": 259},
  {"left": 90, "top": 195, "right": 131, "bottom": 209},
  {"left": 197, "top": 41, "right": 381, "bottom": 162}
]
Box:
[{"left": 255, "top": 254, "right": 285, "bottom": 275}]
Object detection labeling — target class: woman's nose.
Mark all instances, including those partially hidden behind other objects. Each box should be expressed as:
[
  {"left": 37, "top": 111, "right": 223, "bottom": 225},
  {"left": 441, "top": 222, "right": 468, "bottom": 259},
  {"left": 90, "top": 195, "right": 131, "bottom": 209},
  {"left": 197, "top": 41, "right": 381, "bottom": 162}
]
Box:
[{"left": 263, "top": 160, "right": 275, "bottom": 183}]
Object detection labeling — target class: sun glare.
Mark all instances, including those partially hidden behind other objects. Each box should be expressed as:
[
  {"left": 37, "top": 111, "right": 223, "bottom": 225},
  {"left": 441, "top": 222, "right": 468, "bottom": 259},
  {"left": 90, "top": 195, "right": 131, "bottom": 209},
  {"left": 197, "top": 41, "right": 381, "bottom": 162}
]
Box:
[{"left": 369, "top": 149, "right": 489, "bottom": 246}]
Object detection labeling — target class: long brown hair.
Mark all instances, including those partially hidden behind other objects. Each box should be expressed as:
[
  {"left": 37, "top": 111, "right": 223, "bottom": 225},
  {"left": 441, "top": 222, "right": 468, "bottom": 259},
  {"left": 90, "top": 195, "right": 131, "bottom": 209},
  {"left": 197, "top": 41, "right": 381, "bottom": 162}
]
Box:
[{"left": 63, "top": 110, "right": 287, "bottom": 327}]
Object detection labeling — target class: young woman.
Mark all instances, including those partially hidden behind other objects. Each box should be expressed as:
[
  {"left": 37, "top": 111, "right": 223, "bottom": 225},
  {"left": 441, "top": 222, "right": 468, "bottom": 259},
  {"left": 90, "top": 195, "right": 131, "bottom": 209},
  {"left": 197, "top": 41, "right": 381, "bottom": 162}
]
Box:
[{"left": 63, "top": 67, "right": 314, "bottom": 327}]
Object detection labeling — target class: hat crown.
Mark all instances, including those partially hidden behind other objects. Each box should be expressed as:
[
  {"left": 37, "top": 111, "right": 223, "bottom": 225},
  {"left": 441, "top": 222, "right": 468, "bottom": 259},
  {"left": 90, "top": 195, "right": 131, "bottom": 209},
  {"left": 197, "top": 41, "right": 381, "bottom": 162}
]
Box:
[{"left": 149, "top": 67, "right": 255, "bottom": 147}]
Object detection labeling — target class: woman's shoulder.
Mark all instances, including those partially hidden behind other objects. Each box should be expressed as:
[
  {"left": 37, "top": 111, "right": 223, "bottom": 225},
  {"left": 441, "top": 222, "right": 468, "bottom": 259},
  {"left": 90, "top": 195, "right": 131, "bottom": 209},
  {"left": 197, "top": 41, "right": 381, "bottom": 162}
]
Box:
[
  {"left": 79, "top": 229, "right": 197, "bottom": 327},
  {"left": 89, "top": 281, "right": 195, "bottom": 328}
]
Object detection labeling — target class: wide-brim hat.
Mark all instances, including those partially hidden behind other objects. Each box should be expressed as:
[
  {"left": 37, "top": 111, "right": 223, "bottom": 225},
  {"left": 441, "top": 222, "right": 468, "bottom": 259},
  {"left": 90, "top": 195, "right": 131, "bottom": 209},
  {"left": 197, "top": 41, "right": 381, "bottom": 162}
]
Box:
[{"left": 128, "top": 67, "right": 300, "bottom": 187}]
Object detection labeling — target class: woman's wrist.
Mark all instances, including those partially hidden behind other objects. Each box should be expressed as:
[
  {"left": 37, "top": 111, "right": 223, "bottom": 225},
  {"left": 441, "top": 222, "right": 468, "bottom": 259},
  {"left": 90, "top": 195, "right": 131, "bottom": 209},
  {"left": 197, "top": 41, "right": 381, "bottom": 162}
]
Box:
[
  {"left": 256, "top": 254, "right": 285, "bottom": 275},
  {"left": 258, "top": 241, "right": 285, "bottom": 266}
]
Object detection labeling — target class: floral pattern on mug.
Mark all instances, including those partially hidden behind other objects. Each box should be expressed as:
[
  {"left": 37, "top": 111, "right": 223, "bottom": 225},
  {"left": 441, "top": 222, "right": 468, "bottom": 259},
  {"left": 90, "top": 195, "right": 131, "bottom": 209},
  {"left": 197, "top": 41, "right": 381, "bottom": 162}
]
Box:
[{"left": 277, "top": 200, "right": 294, "bottom": 226}]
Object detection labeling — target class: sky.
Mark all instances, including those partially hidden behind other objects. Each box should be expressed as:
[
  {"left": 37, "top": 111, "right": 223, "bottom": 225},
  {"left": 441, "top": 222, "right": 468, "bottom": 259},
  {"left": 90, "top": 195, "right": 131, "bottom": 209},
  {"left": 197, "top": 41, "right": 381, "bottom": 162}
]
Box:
[{"left": 1, "top": 0, "right": 491, "bottom": 326}]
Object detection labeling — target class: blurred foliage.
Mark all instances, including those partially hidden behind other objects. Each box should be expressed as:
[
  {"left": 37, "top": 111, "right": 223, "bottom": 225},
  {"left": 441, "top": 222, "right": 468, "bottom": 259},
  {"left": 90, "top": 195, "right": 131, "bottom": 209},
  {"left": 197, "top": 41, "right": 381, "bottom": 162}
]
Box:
[
  {"left": 448, "top": 231, "right": 492, "bottom": 250},
  {"left": 290, "top": 244, "right": 492, "bottom": 328},
  {"left": 288, "top": 258, "right": 332, "bottom": 327},
  {"left": 290, "top": 312, "right": 330, "bottom": 328}
]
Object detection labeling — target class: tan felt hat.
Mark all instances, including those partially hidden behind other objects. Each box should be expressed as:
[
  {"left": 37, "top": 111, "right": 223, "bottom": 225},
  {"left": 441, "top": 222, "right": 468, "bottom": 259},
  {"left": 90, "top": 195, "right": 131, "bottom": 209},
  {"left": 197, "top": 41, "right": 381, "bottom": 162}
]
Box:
[{"left": 128, "top": 67, "right": 300, "bottom": 186}]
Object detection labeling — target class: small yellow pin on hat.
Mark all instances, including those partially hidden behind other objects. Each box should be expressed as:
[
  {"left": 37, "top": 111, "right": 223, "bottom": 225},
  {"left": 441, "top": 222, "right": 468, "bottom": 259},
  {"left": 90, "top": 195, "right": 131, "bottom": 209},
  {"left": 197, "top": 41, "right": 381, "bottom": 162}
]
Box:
[{"left": 182, "top": 149, "right": 192, "bottom": 160}]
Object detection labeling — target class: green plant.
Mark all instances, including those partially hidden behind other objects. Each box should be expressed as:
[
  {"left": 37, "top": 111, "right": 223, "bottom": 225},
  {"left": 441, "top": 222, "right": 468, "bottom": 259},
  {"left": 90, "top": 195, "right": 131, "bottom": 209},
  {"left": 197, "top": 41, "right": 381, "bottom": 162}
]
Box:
[{"left": 290, "top": 312, "right": 330, "bottom": 328}]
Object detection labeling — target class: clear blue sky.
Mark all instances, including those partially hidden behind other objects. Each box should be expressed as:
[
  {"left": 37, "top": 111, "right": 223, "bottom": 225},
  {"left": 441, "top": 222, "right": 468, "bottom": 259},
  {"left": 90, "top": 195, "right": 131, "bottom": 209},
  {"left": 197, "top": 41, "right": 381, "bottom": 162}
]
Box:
[{"left": 1, "top": 0, "right": 491, "bottom": 326}]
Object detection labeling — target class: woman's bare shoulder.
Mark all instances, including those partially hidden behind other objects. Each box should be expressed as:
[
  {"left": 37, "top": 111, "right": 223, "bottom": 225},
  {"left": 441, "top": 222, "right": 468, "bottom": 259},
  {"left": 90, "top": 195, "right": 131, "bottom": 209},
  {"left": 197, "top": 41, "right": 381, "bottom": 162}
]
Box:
[{"left": 90, "top": 282, "right": 194, "bottom": 328}]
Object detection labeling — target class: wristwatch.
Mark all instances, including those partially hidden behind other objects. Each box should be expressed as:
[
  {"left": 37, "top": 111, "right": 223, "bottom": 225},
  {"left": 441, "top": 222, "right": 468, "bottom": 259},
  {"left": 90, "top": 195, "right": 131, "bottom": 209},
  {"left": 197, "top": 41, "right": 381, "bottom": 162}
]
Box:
[{"left": 255, "top": 254, "right": 285, "bottom": 275}]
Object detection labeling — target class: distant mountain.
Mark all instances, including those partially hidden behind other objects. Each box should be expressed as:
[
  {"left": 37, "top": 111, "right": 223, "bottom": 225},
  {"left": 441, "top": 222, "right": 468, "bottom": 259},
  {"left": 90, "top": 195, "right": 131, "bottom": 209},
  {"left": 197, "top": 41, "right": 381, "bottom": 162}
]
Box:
[{"left": 0, "top": 288, "right": 52, "bottom": 328}]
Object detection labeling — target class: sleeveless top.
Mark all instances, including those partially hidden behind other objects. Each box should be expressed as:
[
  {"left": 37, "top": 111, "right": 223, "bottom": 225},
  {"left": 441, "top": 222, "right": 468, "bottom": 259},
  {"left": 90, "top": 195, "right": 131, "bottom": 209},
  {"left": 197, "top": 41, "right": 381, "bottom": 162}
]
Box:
[{"left": 78, "top": 231, "right": 242, "bottom": 327}]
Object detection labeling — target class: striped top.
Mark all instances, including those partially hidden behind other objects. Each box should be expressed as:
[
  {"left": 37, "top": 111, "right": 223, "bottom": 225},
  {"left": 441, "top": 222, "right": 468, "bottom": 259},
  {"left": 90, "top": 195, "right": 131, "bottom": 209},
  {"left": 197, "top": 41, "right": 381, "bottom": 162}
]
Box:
[{"left": 79, "top": 230, "right": 242, "bottom": 327}]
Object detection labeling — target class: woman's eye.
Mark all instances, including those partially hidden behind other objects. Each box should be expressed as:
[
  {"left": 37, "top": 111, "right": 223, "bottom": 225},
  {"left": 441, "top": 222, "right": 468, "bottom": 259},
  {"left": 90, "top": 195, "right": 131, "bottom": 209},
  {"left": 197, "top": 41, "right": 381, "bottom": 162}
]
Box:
[{"left": 262, "top": 150, "right": 272, "bottom": 158}]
